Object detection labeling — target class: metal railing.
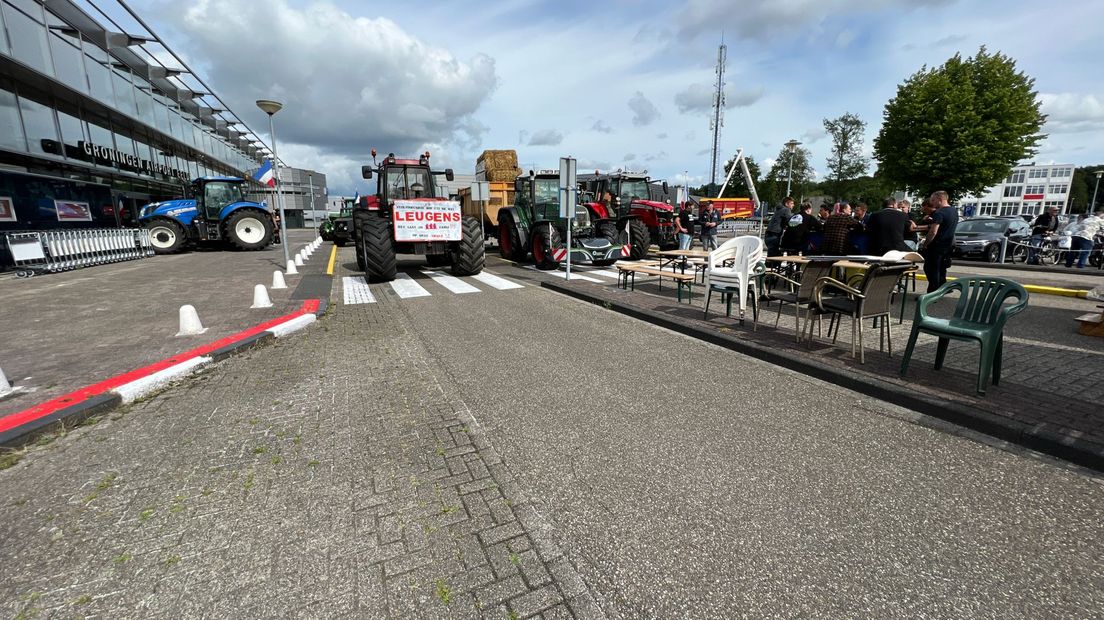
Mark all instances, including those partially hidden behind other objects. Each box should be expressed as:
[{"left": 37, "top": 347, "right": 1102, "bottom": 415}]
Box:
[{"left": 4, "top": 228, "right": 153, "bottom": 277}]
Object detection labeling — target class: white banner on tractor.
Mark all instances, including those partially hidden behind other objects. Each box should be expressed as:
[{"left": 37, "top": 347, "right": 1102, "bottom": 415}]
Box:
[{"left": 393, "top": 200, "right": 462, "bottom": 242}]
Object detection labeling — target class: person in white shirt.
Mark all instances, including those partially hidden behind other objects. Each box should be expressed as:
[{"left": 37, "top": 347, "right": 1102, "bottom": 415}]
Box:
[{"left": 1067, "top": 214, "right": 1102, "bottom": 269}]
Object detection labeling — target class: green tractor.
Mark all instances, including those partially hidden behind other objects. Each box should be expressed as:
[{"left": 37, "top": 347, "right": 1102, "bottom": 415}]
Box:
[
  {"left": 320, "top": 198, "right": 355, "bottom": 246},
  {"left": 496, "top": 169, "right": 631, "bottom": 269}
]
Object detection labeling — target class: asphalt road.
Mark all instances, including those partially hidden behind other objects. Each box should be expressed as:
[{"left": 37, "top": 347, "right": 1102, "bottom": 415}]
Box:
[{"left": 374, "top": 251, "right": 1104, "bottom": 618}]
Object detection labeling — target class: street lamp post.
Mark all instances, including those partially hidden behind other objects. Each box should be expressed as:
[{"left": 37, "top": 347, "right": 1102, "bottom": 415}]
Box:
[
  {"left": 1091, "top": 170, "right": 1103, "bottom": 215},
  {"left": 784, "top": 139, "right": 801, "bottom": 198},
  {"left": 256, "top": 99, "right": 289, "bottom": 265}
]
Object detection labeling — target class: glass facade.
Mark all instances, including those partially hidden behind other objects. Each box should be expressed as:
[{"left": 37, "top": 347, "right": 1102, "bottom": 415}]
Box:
[{"left": 0, "top": 0, "right": 270, "bottom": 231}]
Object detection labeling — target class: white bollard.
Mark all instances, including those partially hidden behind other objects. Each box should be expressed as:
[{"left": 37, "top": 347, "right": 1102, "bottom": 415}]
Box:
[
  {"left": 251, "top": 284, "right": 273, "bottom": 309},
  {"left": 176, "top": 304, "right": 208, "bottom": 336},
  {"left": 272, "top": 270, "right": 287, "bottom": 289},
  {"left": 286, "top": 259, "right": 298, "bottom": 275},
  {"left": 294, "top": 254, "right": 304, "bottom": 267},
  {"left": 0, "top": 366, "right": 12, "bottom": 397}
]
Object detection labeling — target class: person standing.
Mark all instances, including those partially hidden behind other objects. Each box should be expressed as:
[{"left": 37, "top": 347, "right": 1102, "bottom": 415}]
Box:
[
  {"left": 780, "top": 201, "right": 820, "bottom": 254},
  {"left": 675, "top": 200, "right": 694, "bottom": 250},
  {"left": 765, "top": 197, "right": 794, "bottom": 256},
  {"left": 821, "top": 202, "right": 864, "bottom": 255},
  {"left": 818, "top": 204, "right": 831, "bottom": 224},
  {"left": 920, "top": 190, "right": 958, "bottom": 292},
  {"left": 1028, "top": 206, "right": 1060, "bottom": 265},
  {"left": 867, "top": 197, "right": 910, "bottom": 255},
  {"left": 898, "top": 199, "right": 921, "bottom": 250},
  {"left": 700, "top": 201, "right": 720, "bottom": 251},
  {"left": 854, "top": 203, "right": 870, "bottom": 225},
  {"left": 1067, "top": 214, "right": 1102, "bottom": 269}
]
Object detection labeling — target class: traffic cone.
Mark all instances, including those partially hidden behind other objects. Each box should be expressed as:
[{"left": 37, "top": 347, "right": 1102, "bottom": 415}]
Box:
[
  {"left": 294, "top": 254, "right": 304, "bottom": 267},
  {"left": 0, "top": 367, "right": 12, "bottom": 397},
  {"left": 251, "top": 284, "right": 273, "bottom": 309},
  {"left": 286, "top": 259, "right": 298, "bottom": 275},
  {"left": 176, "top": 305, "right": 208, "bottom": 336},
  {"left": 272, "top": 270, "right": 287, "bottom": 289}
]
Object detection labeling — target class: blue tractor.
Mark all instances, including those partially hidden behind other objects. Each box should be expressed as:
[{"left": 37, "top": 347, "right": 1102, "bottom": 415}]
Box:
[{"left": 139, "top": 177, "right": 276, "bottom": 254}]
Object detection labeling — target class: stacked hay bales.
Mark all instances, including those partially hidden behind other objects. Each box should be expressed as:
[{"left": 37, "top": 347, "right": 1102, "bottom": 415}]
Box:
[{"left": 476, "top": 150, "right": 521, "bottom": 183}]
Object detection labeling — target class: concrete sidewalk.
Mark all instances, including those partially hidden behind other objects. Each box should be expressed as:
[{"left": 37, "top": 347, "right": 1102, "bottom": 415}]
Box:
[{"left": 0, "top": 230, "right": 323, "bottom": 419}]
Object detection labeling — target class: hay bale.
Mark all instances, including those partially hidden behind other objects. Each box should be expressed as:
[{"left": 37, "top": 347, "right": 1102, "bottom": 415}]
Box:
[{"left": 476, "top": 150, "right": 520, "bottom": 182}]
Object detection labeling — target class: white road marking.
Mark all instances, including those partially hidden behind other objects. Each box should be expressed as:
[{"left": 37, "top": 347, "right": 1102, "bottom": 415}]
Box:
[
  {"left": 342, "top": 276, "right": 376, "bottom": 304},
  {"left": 575, "top": 268, "right": 620, "bottom": 279},
  {"left": 471, "top": 271, "right": 524, "bottom": 290},
  {"left": 421, "top": 270, "right": 481, "bottom": 294},
  {"left": 390, "top": 273, "right": 432, "bottom": 298},
  {"left": 524, "top": 266, "right": 603, "bottom": 282}
]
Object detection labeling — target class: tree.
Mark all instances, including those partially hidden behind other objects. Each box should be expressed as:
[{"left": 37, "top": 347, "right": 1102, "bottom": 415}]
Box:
[
  {"left": 1070, "top": 166, "right": 1104, "bottom": 213},
  {"left": 823, "top": 113, "right": 869, "bottom": 201},
  {"left": 762, "top": 145, "right": 815, "bottom": 205},
  {"left": 873, "top": 47, "right": 1046, "bottom": 202}
]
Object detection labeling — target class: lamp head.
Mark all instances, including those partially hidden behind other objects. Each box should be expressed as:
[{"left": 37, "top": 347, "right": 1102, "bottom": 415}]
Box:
[{"left": 255, "top": 99, "right": 283, "bottom": 115}]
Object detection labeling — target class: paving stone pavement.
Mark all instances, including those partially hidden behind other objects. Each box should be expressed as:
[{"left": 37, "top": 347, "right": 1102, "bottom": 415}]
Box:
[{"left": 0, "top": 291, "right": 602, "bottom": 618}]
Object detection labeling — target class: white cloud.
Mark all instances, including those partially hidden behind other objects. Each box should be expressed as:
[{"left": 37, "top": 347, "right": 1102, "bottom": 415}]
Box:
[
  {"left": 528, "top": 129, "right": 564, "bottom": 146},
  {"left": 675, "top": 0, "right": 954, "bottom": 40},
  {"left": 1039, "top": 93, "right": 1104, "bottom": 133},
  {"left": 172, "top": 0, "right": 496, "bottom": 161},
  {"left": 591, "top": 120, "right": 613, "bottom": 133},
  {"left": 674, "top": 83, "right": 763, "bottom": 114},
  {"left": 624, "top": 153, "right": 637, "bottom": 161},
  {"left": 835, "top": 29, "right": 857, "bottom": 49},
  {"left": 628, "top": 92, "right": 661, "bottom": 126},
  {"left": 801, "top": 128, "right": 827, "bottom": 144}
]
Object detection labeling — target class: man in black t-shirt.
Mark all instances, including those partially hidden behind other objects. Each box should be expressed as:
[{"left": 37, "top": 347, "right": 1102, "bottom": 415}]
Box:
[
  {"left": 920, "top": 190, "right": 958, "bottom": 292},
  {"left": 867, "top": 197, "right": 910, "bottom": 255},
  {"left": 1028, "top": 206, "right": 1059, "bottom": 264}
]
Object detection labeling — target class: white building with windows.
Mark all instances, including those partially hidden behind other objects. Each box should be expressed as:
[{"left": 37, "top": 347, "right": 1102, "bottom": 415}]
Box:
[{"left": 960, "top": 163, "right": 1073, "bottom": 217}]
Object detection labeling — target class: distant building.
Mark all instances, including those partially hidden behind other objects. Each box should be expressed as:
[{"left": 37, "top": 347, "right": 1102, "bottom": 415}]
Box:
[
  {"left": 436, "top": 173, "right": 476, "bottom": 199},
  {"left": 252, "top": 167, "right": 327, "bottom": 228},
  {"left": 960, "top": 163, "right": 1073, "bottom": 218}
]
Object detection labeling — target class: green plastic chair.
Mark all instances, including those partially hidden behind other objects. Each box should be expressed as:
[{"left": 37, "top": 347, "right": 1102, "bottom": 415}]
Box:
[{"left": 899, "top": 277, "right": 1029, "bottom": 395}]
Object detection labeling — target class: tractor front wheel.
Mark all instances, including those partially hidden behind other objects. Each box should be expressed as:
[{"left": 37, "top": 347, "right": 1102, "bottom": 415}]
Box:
[
  {"left": 596, "top": 220, "right": 618, "bottom": 244},
  {"left": 452, "top": 216, "right": 485, "bottom": 276},
  {"left": 353, "top": 213, "right": 368, "bottom": 271},
  {"left": 145, "top": 218, "right": 186, "bottom": 255},
  {"left": 531, "top": 224, "right": 561, "bottom": 270},
  {"left": 626, "top": 218, "right": 650, "bottom": 260},
  {"left": 359, "top": 215, "right": 397, "bottom": 282},
  {"left": 498, "top": 213, "right": 526, "bottom": 261},
  {"left": 223, "top": 209, "right": 274, "bottom": 251}
]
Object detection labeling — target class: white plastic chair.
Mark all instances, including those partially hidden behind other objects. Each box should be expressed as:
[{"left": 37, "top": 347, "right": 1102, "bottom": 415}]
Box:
[{"left": 703, "top": 236, "right": 764, "bottom": 324}]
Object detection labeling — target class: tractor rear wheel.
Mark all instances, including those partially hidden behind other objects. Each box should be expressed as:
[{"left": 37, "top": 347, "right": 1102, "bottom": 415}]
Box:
[
  {"left": 531, "top": 224, "right": 561, "bottom": 270},
  {"left": 626, "top": 218, "right": 650, "bottom": 260},
  {"left": 353, "top": 213, "right": 368, "bottom": 271},
  {"left": 498, "top": 213, "right": 526, "bottom": 261},
  {"left": 223, "top": 209, "right": 274, "bottom": 251},
  {"left": 145, "top": 218, "right": 186, "bottom": 255},
  {"left": 596, "top": 220, "right": 618, "bottom": 244},
  {"left": 452, "top": 216, "right": 485, "bottom": 276},
  {"left": 359, "top": 215, "right": 397, "bottom": 282},
  {"left": 425, "top": 254, "right": 451, "bottom": 267}
]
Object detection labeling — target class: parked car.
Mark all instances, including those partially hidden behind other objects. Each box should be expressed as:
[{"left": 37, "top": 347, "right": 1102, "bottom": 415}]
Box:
[{"left": 952, "top": 216, "right": 1030, "bottom": 262}]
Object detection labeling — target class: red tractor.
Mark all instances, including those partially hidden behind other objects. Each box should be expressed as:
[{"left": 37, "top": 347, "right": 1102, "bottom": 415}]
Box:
[
  {"left": 354, "top": 150, "right": 484, "bottom": 282},
  {"left": 578, "top": 171, "right": 675, "bottom": 259}
]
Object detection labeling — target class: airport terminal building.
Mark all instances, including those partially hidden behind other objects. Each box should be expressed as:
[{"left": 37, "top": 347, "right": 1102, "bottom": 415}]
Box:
[{"left": 0, "top": 0, "right": 273, "bottom": 231}]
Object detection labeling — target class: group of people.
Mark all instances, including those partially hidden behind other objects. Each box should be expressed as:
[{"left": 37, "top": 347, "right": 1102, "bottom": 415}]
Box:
[
  {"left": 674, "top": 200, "right": 720, "bottom": 251},
  {"left": 1029, "top": 207, "right": 1102, "bottom": 269},
  {"left": 765, "top": 191, "right": 959, "bottom": 292}
]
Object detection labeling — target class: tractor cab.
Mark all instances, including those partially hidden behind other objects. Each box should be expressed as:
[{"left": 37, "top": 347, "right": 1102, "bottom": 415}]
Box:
[
  {"left": 583, "top": 172, "right": 668, "bottom": 217},
  {"left": 515, "top": 170, "right": 565, "bottom": 222},
  {"left": 361, "top": 151, "right": 454, "bottom": 212},
  {"left": 193, "top": 177, "right": 249, "bottom": 240}
]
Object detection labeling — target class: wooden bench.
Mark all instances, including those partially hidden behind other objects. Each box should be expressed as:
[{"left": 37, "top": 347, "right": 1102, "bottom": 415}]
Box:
[{"left": 615, "top": 263, "right": 697, "bottom": 302}]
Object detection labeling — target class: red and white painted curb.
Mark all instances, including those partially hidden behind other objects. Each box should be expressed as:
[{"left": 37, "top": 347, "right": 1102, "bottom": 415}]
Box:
[{"left": 0, "top": 299, "right": 321, "bottom": 445}]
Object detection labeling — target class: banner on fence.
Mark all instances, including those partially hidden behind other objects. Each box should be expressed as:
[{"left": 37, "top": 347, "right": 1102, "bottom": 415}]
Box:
[{"left": 54, "top": 200, "right": 92, "bottom": 222}]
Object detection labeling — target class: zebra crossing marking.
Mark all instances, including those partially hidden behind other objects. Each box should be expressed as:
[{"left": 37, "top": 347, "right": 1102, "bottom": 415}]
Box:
[
  {"left": 523, "top": 266, "right": 603, "bottom": 283},
  {"left": 471, "top": 271, "right": 524, "bottom": 290},
  {"left": 389, "top": 273, "right": 432, "bottom": 298},
  {"left": 342, "top": 276, "right": 376, "bottom": 305},
  {"left": 420, "top": 270, "right": 481, "bottom": 294}
]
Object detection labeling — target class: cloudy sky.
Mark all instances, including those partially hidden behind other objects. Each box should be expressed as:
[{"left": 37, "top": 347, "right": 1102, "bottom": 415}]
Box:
[{"left": 127, "top": 0, "right": 1102, "bottom": 197}]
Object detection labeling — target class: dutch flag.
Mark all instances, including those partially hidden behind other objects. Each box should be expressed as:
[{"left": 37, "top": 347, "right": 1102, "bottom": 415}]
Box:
[{"left": 253, "top": 159, "right": 276, "bottom": 187}]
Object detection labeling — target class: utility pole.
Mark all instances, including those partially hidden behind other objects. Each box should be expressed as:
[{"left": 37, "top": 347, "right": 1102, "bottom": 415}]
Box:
[{"left": 708, "top": 36, "right": 727, "bottom": 195}]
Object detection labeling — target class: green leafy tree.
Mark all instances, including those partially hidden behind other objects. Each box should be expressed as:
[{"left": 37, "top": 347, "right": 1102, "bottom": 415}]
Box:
[
  {"left": 762, "top": 145, "right": 815, "bottom": 205},
  {"left": 1070, "top": 166, "right": 1104, "bottom": 213},
  {"left": 873, "top": 47, "right": 1046, "bottom": 202},
  {"left": 823, "top": 113, "right": 869, "bottom": 200}
]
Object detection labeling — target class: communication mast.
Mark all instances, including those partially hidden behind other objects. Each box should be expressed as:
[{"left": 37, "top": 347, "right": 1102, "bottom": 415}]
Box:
[{"left": 708, "top": 36, "right": 727, "bottom": 192}]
